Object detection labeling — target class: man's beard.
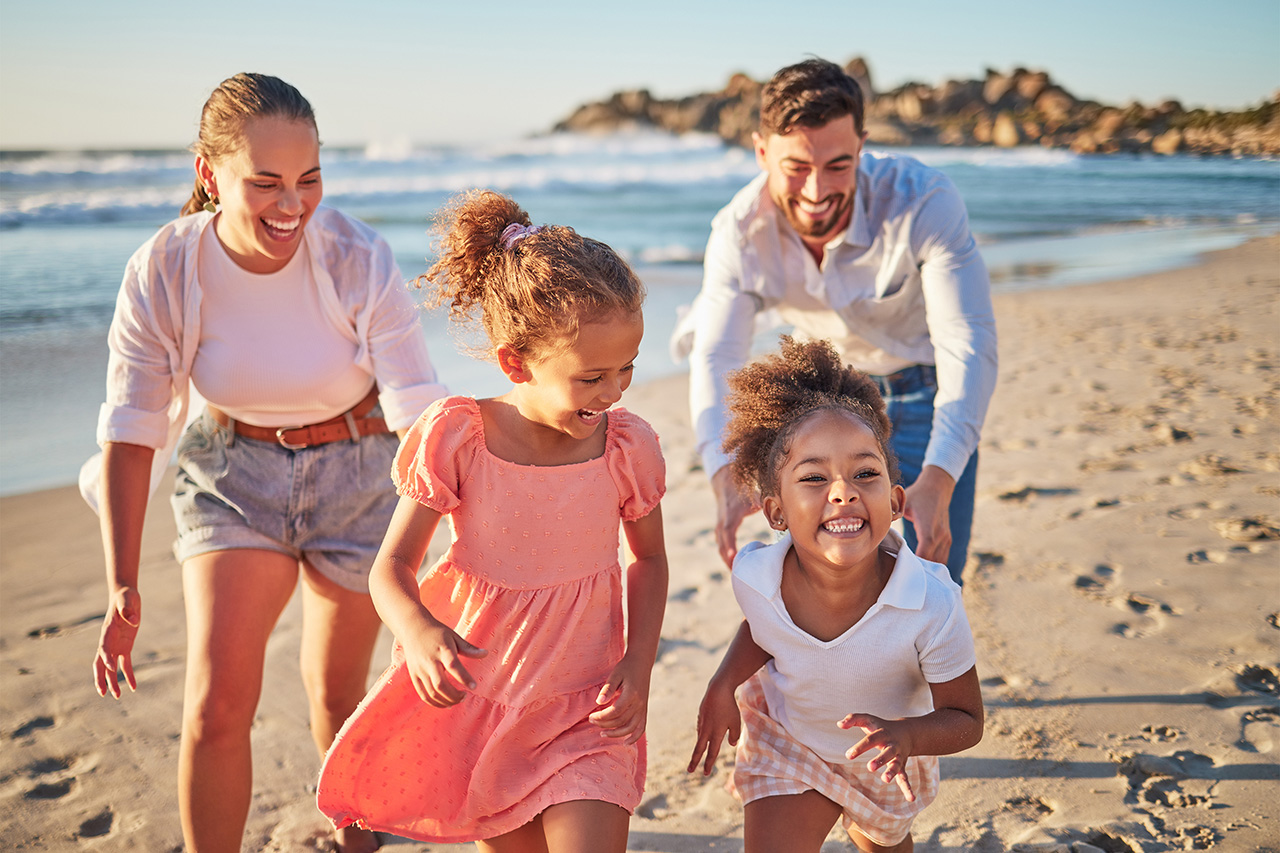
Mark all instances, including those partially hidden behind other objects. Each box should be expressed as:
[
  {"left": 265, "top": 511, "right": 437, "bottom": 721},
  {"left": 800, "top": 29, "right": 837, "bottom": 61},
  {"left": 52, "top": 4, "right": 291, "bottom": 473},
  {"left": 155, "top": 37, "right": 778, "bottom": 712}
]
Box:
[{"left": 775, "top": 190, "right": 853, "bottom": 242}]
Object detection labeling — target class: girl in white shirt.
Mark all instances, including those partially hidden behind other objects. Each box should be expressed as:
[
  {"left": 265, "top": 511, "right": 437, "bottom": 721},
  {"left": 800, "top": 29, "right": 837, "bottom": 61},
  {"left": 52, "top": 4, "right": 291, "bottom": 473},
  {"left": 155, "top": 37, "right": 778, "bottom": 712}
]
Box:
[{"left": 687, "top": 336, "right": 983, "bottom": 853}]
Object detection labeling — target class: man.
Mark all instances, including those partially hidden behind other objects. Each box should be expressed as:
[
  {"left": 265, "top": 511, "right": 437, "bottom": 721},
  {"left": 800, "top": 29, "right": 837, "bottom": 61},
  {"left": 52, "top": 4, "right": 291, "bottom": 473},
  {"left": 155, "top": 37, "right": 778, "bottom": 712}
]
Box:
[{"left": 673, "top": 58, "right": 997, "bottom": 583}]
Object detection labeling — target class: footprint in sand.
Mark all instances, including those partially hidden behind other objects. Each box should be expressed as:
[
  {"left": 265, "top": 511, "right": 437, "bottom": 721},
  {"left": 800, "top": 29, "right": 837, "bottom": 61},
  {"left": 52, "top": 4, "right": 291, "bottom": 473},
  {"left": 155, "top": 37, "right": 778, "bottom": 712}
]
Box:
[
  {"left": 11, "top": 715, "right": 55, "bottom": 739},
  {"left": 1072, "top": 564, "right": 1117, "bottom": 599},
  {"left": 1179, "top": 453, "right": 1243, "bottom": 479},
  {"left": 1137, "top": 724, "right": 1181, "bottom": 743},
  {"left": 1211, "top": 516, "right": 1280, "bottom": 542},
  {"left": 78, "top": 808, "right": 114, "bottom": 839},
  {"left": 1111, "top": 591, "right": 1180, "bottom": 639},
  {"left": 26, "top": 613, "right": 102, "bottom": 640},
  {"left": 1115, "top": 750, "right": 1217, "bottom": 811},
  {"left": 996, "top": 485, "right": 1078, "bottom": 502},
  {"left": 1237, "top": 706, "right": 1279, "bottom": 753},
  {"left": 1234, "top": 663, "right": 1280, "bottom": 696}
]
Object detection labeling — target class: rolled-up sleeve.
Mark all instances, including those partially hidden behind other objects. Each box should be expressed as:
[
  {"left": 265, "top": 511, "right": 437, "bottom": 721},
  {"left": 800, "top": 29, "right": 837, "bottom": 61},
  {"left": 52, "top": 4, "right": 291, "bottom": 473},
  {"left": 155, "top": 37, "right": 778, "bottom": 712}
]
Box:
[
  {"left": 96, "top": 252, "right": 179, "bottom": 449},
  {"left": 913, "top": 183, "right": 998, "bottom": 479},
  {"left": 364, "top": 259, "right": 448, "bottom": 431}
]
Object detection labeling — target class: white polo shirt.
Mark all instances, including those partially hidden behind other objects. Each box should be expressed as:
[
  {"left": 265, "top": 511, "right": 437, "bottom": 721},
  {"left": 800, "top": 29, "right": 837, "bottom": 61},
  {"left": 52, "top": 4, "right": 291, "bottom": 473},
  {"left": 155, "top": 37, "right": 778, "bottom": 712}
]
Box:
[{"left": 731, "top": 529, "right": 976, "bottom": 765}]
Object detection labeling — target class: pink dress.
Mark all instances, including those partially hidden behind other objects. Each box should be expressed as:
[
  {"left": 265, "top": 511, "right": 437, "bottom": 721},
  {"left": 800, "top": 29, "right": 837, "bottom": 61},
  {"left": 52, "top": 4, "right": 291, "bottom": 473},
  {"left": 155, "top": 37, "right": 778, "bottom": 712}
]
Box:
[{"left": 317, "top": 396, "right": 665, "bottom": 842}]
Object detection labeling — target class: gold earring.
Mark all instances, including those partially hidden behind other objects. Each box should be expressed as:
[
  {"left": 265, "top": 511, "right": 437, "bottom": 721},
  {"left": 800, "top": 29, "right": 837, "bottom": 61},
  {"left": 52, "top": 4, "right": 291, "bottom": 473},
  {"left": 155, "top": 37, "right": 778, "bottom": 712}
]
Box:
[{"left": 203, "top": 188, "right": 218, "bottom": 214}]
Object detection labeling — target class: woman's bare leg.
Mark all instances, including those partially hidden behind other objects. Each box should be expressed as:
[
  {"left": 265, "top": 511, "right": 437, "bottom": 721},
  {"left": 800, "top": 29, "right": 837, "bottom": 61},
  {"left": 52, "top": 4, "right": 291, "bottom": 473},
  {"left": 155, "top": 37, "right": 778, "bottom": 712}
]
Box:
[{"left": 179, "top": 549, "right": 298, "bottom": 853}]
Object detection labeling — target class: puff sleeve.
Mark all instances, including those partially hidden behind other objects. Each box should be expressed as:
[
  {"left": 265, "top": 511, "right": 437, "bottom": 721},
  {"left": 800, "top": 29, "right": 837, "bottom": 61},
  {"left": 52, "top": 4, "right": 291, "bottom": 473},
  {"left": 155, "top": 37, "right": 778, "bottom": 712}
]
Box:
[
  {"left": 604, "top": 409, "right": 666, "bottom": 522},
  {"left": 391, "top": 396, "right": 483, "bottom": 514}
]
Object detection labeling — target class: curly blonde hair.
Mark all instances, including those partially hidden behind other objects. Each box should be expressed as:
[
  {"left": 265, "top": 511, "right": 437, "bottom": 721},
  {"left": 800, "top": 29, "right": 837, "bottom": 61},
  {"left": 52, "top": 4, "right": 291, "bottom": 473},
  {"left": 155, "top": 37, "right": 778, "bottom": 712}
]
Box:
[
  {"left": 723, "top": 336, "right": 898, "bottom": 499},
  {"left": 418, "top": 190, "right": 644, "bottom": 360}
]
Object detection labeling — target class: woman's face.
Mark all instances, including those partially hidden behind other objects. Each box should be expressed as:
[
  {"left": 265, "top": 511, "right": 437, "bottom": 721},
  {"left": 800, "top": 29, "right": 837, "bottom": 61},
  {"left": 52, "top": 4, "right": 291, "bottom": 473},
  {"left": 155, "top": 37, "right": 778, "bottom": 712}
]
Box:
[{"left": 197, "top": 116, "right": 322, "bottom": 274}]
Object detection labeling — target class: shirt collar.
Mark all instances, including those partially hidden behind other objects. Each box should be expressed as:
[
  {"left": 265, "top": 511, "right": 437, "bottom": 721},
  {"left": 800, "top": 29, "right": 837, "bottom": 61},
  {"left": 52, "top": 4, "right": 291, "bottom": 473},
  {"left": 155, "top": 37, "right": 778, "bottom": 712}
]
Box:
[{"left": 736, "top": 527, "right": 928, "bottom": 612}]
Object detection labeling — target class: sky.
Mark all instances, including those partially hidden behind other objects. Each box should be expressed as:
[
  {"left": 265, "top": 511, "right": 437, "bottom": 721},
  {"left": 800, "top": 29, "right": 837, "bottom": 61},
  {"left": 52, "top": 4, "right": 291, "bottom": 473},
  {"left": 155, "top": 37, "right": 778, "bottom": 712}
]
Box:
[{"left": 0, "top": 0, "right": 1276, "bottom": 151}]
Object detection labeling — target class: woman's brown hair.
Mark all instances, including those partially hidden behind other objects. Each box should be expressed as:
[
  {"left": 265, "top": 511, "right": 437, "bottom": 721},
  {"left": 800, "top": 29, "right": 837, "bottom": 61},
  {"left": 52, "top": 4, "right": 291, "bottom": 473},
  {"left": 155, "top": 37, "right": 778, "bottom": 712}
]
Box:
[{"left": 181, "top": 73, "right": 316, "bottom": 216}]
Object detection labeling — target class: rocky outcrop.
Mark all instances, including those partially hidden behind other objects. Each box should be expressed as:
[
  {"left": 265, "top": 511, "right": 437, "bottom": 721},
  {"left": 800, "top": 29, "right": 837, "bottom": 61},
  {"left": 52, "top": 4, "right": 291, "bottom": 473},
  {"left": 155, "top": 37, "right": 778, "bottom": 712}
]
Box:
[{"left": 552, "top": 59, "right": 1280, "bottom": 156}]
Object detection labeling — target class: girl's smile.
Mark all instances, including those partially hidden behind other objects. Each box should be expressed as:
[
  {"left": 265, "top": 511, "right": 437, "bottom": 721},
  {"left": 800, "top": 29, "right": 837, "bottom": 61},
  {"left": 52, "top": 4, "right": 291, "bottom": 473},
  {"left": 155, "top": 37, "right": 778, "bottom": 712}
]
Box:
[
  {"left": 764, "top": 408, "right": 904, "bottom": 578},
  {"left": 497, "top": 310, "right": 644, "bottom": 460}
]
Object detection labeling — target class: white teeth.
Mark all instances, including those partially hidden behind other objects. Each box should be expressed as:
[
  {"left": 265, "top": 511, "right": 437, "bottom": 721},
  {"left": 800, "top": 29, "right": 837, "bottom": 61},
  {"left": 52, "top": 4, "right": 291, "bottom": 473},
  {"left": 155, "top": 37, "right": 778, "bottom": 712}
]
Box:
[
  {"left": 797, "top": 199, "right": 832, "bottom": 214},
  {"left": 264, "top": 218, "right": 300, "bottom": 231},
  {"left": 823, "top": 517, "right": 864, "bottom": 533}
]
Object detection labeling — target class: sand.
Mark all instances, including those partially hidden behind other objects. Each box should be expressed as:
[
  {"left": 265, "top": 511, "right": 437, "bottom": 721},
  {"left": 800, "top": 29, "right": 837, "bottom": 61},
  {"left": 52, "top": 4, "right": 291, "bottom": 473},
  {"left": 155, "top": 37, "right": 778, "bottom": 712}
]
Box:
[{"left": 2, "top": 236, "right": 1277, "bottom": 852}]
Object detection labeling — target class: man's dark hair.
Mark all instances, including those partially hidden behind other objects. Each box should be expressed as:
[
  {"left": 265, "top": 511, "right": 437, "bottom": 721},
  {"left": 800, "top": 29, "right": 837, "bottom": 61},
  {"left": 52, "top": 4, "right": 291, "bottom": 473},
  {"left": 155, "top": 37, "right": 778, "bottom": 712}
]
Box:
[{"left": 759, "top": 58, "right": 865, "bottom": 137}]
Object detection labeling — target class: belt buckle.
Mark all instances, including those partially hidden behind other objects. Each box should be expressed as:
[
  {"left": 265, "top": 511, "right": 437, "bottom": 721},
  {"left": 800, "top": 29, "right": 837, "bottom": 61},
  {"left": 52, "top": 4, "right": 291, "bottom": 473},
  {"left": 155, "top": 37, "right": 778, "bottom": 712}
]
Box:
[{"left": 275, "top": 426, "right": 309, "bottom": 450}]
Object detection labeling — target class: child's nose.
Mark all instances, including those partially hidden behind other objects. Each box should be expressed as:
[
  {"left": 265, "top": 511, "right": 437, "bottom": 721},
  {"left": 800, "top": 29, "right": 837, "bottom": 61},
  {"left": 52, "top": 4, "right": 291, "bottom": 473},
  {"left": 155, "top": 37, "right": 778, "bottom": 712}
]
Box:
[{"left": 829, "top": 480, "right": 858, "bottom": 503}]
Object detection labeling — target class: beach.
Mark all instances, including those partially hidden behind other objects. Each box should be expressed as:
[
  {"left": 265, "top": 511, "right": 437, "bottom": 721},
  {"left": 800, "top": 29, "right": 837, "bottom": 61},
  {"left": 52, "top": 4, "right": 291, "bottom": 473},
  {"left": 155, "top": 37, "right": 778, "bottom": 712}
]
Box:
[{"left": 2, "top": 235, "right": 1278, "bottom": 851}]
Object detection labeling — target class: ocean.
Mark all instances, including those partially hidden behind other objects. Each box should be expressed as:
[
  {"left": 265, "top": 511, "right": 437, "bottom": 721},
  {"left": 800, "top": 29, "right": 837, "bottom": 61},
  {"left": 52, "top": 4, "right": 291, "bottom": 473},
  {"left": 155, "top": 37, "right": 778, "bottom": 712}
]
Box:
[{"left": 1, "top": 132, "right": 1277, "bottom": 496}]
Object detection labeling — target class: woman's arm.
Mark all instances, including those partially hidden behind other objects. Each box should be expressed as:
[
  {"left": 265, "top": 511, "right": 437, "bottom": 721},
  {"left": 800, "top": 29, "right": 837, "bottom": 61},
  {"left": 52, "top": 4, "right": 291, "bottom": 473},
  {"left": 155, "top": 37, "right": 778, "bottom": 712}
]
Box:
[
  {"left": 93, "top": 441, "right": 156, "bottom": 699},
  {"left": 589, "top": 505, "right": 669, "bottom": 743},
  {"left": 368, "top": 496, "right": 486, "bottom": 707}
]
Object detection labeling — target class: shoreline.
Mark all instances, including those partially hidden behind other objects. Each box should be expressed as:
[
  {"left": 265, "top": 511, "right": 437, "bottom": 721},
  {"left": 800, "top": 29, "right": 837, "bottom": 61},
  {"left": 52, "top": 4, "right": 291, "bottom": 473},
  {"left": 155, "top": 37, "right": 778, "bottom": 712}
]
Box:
[
  {"left": 2, "top": 236, "right": 1278, "bottom": 851},
  {"left": 3, "top": 221, "right": 1277, "bottom": 500}
]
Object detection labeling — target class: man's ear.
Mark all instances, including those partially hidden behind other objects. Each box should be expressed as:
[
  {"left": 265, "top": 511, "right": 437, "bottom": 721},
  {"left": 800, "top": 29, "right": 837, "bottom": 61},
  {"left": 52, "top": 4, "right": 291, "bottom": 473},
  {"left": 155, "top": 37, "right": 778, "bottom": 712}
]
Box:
[
  {"left": 496, "top": 344, "right": 531, "bottom": 383},
  {"left": 890, "top": 484, "right": 906, "bottom": 520},
  {"left": 752, "top": 131, "right": 769, "bottom": 170},
  {"left": 762, "top": 494, "right": 787, "bottom": 531}
]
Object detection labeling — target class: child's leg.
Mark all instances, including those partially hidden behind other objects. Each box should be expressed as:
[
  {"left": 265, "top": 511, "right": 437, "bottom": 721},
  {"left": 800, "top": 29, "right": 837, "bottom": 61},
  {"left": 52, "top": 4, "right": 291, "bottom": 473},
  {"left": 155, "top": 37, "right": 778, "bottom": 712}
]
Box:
[
  {"left": 477, "top": 800, "right": 629, "bottom": 853},
  {"left": 743, "top": 790, "right": 842, "bottom": 852},
  {"left": 541, "top": 800, "right": 629, "bottom": 852},
  {"left": 476, "top": 815, "right": 548, "bottom": 853},
  {"left": 848, "top": 823, "right": 914, "bottom": 853}
]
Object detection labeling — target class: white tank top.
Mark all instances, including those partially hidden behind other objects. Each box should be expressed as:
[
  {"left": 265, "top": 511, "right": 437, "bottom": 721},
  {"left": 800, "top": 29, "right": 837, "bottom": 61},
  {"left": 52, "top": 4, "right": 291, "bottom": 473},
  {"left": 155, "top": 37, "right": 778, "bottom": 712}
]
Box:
[{"left": 191, "top": 223, "right": 372, "bottom": 427}]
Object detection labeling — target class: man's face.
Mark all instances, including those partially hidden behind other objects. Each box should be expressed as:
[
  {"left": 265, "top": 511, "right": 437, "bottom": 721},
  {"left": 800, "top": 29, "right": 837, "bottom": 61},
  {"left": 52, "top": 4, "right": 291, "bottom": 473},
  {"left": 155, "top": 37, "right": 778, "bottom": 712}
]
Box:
[{"left": 754, "top": 114, "right": 867, "bottom": 248}]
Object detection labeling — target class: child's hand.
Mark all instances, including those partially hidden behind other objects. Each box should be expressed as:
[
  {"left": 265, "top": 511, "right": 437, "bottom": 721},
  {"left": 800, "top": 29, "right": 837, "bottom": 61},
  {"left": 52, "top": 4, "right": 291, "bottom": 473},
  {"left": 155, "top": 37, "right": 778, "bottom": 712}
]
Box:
[
  {"left": 839, "top": 713, "right": 917, "bottom": 802},
  {"left": 687, "top": 680, "right": 740, "bottom": 776},
  {"left": 401, "top": 620, "right": 487, "bottom": 708},
  {"left": 588, "top": 655, "right": 651, "bottom": 744},
  {"left": 93, "top": 587, "right": 141, "bottom": 699}
]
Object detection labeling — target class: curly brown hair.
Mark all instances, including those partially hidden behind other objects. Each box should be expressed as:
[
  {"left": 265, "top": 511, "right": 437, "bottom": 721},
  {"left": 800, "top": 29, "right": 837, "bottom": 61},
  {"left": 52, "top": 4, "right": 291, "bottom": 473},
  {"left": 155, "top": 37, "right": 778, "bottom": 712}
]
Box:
[
  {"left": 723, "top": 336, "right": 898, "bottom": 499},
  {"left": 418, "top": 190, "right": 645, "bottom": 361}
]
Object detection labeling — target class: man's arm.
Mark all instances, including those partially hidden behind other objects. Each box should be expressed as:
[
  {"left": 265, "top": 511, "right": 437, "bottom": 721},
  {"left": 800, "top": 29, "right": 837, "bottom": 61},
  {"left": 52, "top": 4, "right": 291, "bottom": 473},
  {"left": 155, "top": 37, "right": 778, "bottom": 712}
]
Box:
[
  {"left": 686, "top": 229, "right": 765, "bottom": 568},
  {"left": 910, "top": 179, "right": 999, "bottom": 563}
]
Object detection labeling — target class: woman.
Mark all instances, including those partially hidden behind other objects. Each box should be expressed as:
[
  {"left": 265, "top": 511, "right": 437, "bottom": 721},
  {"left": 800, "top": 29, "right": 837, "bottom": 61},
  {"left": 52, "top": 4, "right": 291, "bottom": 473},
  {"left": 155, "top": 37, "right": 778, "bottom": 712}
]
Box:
[{"left": 82, "top": 73, "right": 445, "bottom": 853}]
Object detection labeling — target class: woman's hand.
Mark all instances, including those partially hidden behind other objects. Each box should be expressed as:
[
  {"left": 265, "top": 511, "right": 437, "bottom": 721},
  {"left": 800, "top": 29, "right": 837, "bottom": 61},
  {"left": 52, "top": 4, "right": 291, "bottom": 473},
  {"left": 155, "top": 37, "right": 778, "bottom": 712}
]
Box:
[
  {"left": 839, "top": 713, "right": 918, "bottom": 801},
  {"left": 589, "top": 654, "right": 652, "bottom": 744},
  {"left": 400, "top": 619, "right": 487, "bottom": 708},
  {"left": 93, "top": 586, "right": 141, "bottom": 699},
  {"left": 687, "top": 679, "right": 741, "bottom": 776}
]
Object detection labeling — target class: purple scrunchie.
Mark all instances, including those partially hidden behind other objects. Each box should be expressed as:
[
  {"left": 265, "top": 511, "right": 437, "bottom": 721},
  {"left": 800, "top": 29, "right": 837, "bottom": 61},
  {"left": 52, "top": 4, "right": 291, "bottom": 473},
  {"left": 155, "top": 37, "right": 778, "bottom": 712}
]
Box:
[{"left": 500, "top": 222, "right": 542, "bottom": 250}]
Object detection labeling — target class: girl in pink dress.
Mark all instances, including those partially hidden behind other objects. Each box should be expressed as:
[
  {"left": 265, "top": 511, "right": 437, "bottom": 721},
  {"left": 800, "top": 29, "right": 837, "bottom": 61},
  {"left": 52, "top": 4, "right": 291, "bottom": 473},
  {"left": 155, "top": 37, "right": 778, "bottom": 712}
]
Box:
[{"left": 317, "top": 190, "right": 668, "bottom": 851}]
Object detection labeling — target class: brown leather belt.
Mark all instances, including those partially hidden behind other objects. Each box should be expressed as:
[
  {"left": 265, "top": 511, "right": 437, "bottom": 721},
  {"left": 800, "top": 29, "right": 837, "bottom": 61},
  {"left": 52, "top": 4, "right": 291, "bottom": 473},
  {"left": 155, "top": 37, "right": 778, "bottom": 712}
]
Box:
[{"left": 206, "top": 386, "right": 388, "bottom": 450}]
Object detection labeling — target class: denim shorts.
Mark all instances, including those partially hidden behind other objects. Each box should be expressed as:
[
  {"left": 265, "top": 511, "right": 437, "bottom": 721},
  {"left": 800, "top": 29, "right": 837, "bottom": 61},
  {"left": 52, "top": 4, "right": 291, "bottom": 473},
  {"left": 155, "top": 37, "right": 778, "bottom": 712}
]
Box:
[{"left": 170, "top": 407, "right": 401, "bottom": 592}]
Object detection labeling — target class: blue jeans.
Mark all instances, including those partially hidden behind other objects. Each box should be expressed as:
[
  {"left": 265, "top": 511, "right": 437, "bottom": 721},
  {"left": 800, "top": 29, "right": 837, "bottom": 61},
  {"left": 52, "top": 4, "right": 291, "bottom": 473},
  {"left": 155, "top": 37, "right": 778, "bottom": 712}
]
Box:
[{"left": 872, "top": 365, "right": 977, "bottom": 586}]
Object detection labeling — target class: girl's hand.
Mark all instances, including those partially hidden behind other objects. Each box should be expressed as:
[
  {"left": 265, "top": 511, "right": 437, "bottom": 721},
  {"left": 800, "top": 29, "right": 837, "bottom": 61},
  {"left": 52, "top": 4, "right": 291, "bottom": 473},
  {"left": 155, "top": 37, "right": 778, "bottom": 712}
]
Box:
[
  {"left": 588, "top": 655, "right": 651, "bottom": 744},
  {"left": 93, "top": 587, "right": 141, "bottom": 699},
  {"left": 687, "top": 680, "right": 741, "bottom": 776},
  {"left": 839, "top": 713, "right": 917, "bottom": 802},
  {"left": 401, "top": 620, "right": 487, "bottom": 708}
]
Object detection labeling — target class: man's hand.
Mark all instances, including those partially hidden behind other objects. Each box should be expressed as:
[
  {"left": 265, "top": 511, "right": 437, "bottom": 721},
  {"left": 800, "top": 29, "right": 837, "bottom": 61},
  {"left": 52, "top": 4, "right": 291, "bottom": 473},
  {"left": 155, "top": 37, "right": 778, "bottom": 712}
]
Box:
[
  {"left": 901, "top": 465, "right": 955, "bottom": 564},
  {"left": 711, "top": 466, "right": 758, "bottom": 568}
]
